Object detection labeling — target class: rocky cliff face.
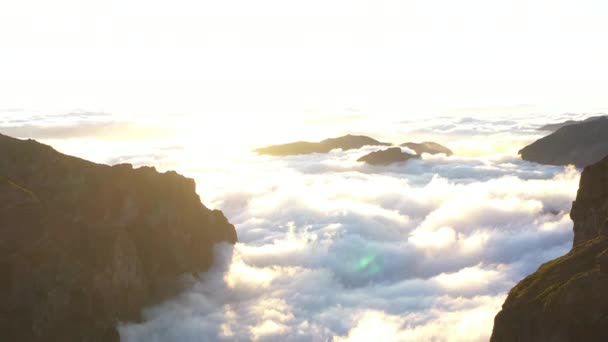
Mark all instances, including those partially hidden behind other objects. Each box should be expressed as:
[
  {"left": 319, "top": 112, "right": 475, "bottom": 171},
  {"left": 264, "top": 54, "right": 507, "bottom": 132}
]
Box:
[
  {"left": 570, "top": 156, "right": 608, "bottom": 246},
  {"left": 491, "top": 156, "right": 608, "bottom": 342},
  {"left": 0, "top": 133, "right": 237, "bottom": 341}
]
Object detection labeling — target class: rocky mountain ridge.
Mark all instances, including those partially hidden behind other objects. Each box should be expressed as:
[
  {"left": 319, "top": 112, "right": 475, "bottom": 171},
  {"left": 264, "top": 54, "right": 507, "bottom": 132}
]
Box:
[
  {"left": 0, "top": 133, "right": 237, "bottom": 341},
  {"left": 520, "top": 117, "right": 608, "bottom": 168}
]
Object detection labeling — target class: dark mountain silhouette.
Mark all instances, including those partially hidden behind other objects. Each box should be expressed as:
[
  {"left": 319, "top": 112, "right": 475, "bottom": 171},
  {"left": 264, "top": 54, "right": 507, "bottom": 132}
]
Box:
[
  {"left": 400, "top": 142, "right": 453, "bottom": 156},
  {"left": 538, "top": 115, "right": 607, "bottom": 132},
  {"left": 0, "top": 133, "right": 237, "bottom": 341},
  {"left": 491, "top": 156, "right": 608, "bottom": 341},
  {"left": 255, "top": 134, "right": 390, "bottom": 156},
  {"left": 519, "top": 117, "right": 608, "bottom": 167},
  {"left": 357, "top": 147, "right": 419, "bottom": 165}
]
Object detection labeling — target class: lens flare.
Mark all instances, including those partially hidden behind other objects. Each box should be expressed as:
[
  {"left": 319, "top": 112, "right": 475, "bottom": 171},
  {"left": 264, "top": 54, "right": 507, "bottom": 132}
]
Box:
[{"left": 354, "top": 254, "right": 381, "bottom": 275}]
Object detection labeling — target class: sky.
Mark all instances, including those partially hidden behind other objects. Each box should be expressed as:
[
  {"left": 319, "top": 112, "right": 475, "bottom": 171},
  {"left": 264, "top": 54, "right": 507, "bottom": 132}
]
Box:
[{"left": 1, "top": 0, "right": 608, "bottom": 125}]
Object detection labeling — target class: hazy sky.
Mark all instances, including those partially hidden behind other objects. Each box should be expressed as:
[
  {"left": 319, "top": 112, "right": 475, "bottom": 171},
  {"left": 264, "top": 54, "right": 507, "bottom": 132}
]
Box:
[{"left": 1, "top": 0, "right": 607, "bottom": 120}]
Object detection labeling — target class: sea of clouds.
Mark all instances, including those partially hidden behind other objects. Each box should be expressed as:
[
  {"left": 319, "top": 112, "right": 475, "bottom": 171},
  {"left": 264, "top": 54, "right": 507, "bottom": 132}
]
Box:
[
  {"left": 118, "top": 150, "right": 578, "bottom": 342},
  {"left": 1, "top": 111, "right": 597, "bottom": 341}
]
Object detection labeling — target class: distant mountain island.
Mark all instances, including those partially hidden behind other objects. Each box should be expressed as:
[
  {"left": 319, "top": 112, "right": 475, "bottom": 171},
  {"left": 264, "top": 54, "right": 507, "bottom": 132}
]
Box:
[
  {"left": 0, "top": 133, "right": 237, "bottom": 341},
  {"left": 255, "top": 134, "right": 453, "bottom": 165},
  {"left": 492, "top": 155, "right": 608, "bottom": 341},
  {"left": 520, "top": 117, "right": 608, "bottom": 168},
  {"left": 538, "top": 115, "right": 607, "bottom": 131},
  {"left": 255, "top": 134, "right": 390, "bottom": 156},
  {"left": 400, "top": 142, "right": 453, "bottom": 156},
  {"left": 356, "top": 147, "right": 419, "bottom": 165},
  {"left": 356, "top": 141, "right": 453, "bottom": 165}
]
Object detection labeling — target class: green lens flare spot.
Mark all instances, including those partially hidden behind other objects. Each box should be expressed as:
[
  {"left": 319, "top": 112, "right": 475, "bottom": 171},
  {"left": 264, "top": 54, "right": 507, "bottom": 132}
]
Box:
[{"left": 354, "top": 255, "right": 375, "bottom": 271}]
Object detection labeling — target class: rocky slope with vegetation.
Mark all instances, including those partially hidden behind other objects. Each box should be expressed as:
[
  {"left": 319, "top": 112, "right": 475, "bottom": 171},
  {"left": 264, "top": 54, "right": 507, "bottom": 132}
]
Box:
[
  {"left": 491, "top": 156, "right": 608, "bottom": 341},
  {"left": 0, "top": 133, "right": 237, "bottom": 341}
]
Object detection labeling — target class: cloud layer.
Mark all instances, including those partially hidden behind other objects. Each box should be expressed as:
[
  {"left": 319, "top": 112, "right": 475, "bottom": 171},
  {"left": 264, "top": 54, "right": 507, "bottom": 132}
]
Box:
[{"left": 114, "top": 138, "right": 579, "bottom": 341}]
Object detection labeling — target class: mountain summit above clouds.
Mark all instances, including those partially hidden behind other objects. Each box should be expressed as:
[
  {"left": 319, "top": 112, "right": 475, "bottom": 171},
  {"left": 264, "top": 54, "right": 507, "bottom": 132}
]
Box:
[
  {"left": 491, "top": 155, "right": 608, "bottom": 341},
  {"left": 254, "top": 134, "right": 391, "bottom": 156},
  {"left": 520, "top": 117, "right": 608, "bottom": 168},
  {"left": 356, "top": 147, "right": 419, "bottom": 165},
  {"left": 0, "top": 133, "right": 237, "bottom": 341},
  {"left": 400, "top": 141, "right": 453, "bottom": 156}
]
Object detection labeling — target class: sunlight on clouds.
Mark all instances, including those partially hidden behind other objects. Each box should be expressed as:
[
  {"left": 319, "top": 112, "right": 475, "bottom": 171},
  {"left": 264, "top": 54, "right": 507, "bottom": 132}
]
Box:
[
  {"left": 460, "top": 231, "right": 490, "bottom": 253},
  {"left": 240, "top": 221, "right": 317, "bottom": 255},
  {"left": 434, "top": 266, "right": 501, "bottom": 292},
  {"left": 334, "top": 311, "right": 406, "bottom": 342},
  {"left": 409, "top": 226, "right": 457, "bottom": 249},
  {"left": 224, "top": 257, "right": 277, "bottom": 288},
  {"left": 252, "top": 299, "right": 294, "bottom": 323},
  {"left": 393, "top": 296, "right": 504, "bottom": 342},
  {"left": 219, "top": 307, "right": 236, "bottom": 338},
  {"left": 249, "top": 299, "right": 293, "bottom": 340},
  {"left": 539, "top": 214, "right": 573, "bottom": 232},
  {"left": 250, "top": 320, "right": 289, "bottom": 341},
  {"left": 451, "top": 136, "right": 540, "bottom": 156},
  {"left": 335, "top": 296, "right": 502, "bottom": 342}
]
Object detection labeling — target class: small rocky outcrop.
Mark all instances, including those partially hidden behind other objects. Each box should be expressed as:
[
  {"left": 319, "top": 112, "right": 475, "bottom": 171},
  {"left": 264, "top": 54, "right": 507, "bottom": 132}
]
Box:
[
  {"left": 538, "top": 115, "right": 607, "bottom": 132},
  {"left": 519, "top": 117, "right": 608, "bottom": 168},
  {"left": 400, "top": 142, "right": 453, "bottom": 156},
  {"left": 491, "top": 156, "right": 608, "bottom": 342},
  {"left": 357, "top": 147, "right": 419, "bottom": 165},
  {"left": 255, "top": 134, "right": 390, "bottom": 156},
  {"left": 0, "top": 133, "right": 237, "bottom": 341}
]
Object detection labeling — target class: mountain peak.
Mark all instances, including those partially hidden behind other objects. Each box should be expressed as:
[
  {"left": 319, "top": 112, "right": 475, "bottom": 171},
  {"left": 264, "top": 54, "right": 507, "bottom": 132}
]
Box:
[{"left": 0, "top": 134, "right": 237, "bottom": 341}]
